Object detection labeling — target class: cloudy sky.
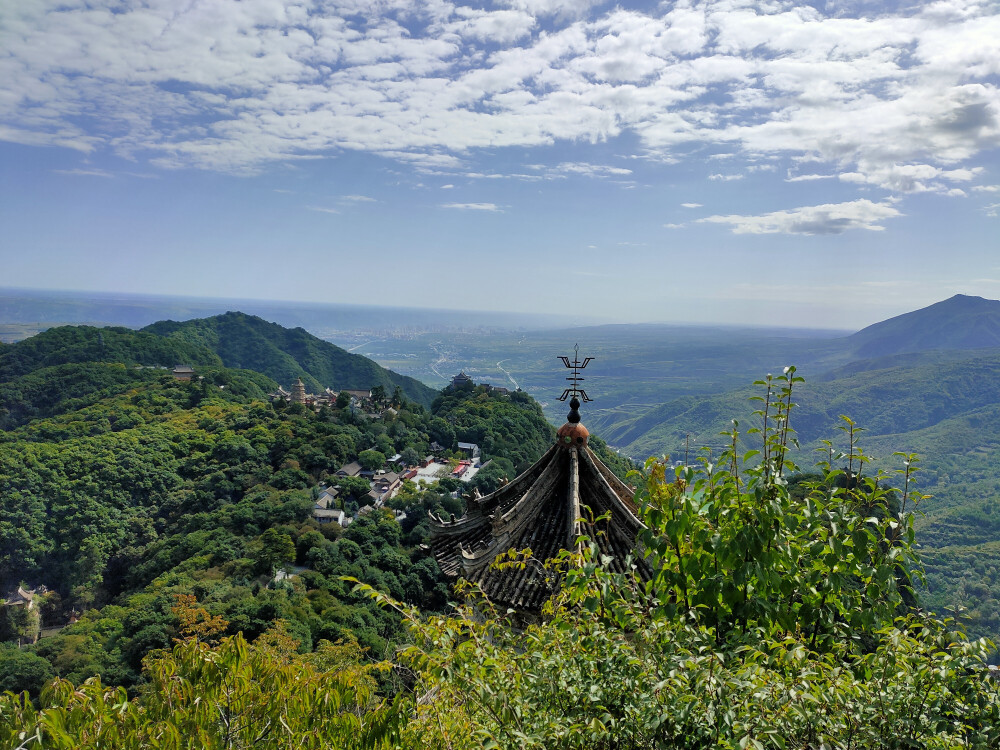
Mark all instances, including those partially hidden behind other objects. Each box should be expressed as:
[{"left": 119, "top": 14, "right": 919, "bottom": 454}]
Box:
[{"left": 2, "top": 0, "right": 998, "bottom": 328}]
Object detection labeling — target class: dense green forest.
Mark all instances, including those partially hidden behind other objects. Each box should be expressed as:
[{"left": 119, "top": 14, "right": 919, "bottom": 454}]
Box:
[
  {"left": 1, "top": 322, "right": 604, "bottom": 697},
  {"left": 1, "top": 374, "right": 431, "bottom": 689}
]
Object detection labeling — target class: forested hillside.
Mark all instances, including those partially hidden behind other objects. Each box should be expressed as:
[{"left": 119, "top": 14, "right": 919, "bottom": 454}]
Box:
[
  {"left": 598, "top": 349, "right": 1000, "bottom": 646},
  {"left": 144, "top": 312, "right": 438, "bottom": 407},
  {"left": 0, "top": 325, "right": 221, "bottom": 382},
  {"left": 0, "top": 323, "right": 580, "bottom": 696}
]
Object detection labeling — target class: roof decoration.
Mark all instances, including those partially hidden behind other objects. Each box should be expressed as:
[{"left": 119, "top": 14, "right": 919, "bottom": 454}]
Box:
[{"left": 557, "top": 343, "right": 593, "bottom": 405}]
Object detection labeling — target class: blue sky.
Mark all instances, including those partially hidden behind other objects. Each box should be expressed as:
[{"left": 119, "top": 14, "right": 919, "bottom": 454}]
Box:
[{"left": 1, "top": 0, "right": 998, "bottom": 329}]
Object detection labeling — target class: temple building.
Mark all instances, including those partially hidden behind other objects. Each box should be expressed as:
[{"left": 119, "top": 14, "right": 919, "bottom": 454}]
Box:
[{"left": 430, "top": 353, "right": 649, "bottom": 615}]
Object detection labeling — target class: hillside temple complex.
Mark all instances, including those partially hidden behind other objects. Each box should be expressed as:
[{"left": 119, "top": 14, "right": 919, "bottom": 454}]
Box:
[{"left": 429, "top": 350, "right": 650, "bottom": 614}]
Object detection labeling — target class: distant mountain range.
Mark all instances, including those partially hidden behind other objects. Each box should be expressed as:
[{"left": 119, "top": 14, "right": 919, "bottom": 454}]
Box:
[
  {"left": 602, "top": 349, "right": 1000, "bottom": 459},
  {"left": 598, "top": 294, "right": 1000, "bottom": 459},
  {"left": 0, "top": 312, "right": 438, "bottom": 418},
  {"left": 846, "top": 294, "right": 1000, "bottom": 357},
  {"left": 561, "top": 294, "right": 1000, "bottom": 645}
]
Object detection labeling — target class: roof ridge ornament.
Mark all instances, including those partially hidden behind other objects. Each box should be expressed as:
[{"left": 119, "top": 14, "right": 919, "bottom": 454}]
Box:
[{"left": 557, "top": 344, "right": 592, "bottom": 424}]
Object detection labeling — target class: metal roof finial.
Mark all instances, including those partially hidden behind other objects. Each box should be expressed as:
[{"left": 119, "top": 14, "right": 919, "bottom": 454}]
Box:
[{"left": 557, "top": 344, "right": 593, "bottom": 423}]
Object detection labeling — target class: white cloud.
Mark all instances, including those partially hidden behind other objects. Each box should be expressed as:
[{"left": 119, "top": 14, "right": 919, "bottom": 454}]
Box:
[
  {"left": 839, "top": 163, "right": 983, "bottom": 193},
  {"left": 708, "top": 173, "right": 745, "bottom": 181},
  {"left": 551, "top": 162, "right": 633, "bottom": 177},
  {"left": 663, "top": 222, "right": 685, "bottom": 228},
  {"left": 306, "top": 205, "right": 340, "bottom": 214},
  {"left": 973, "top": 185, "right": 1000, "bottom": 192},
  {"left": 698, "top": 199, "right": 901, "bottom": 235},
  {"left": 786, "top": 173, "right": 835, "bottom": 182},
  {"left": 440, "top": 202, "right": 502, "bottom": 211},
  {"left": 52, "top": 168, "right": 113, "bottom": 177},
  {"left": 499, "top": 0, "right": 604, "bottom": 20},
  {"left": 376, "top": 152, "right": 466, "bottom": 171},
  {"left": 340, "top": 194, "right": 376, "bottom": 202},
  {"left": 438, "top": 8, "right": 535, "bottom": 44},
  {"left": 0, "top": 0, "right": 997, "bottom": 201},
  {"left": 681, "top": 202, "right": 702, "bottom": 208}
]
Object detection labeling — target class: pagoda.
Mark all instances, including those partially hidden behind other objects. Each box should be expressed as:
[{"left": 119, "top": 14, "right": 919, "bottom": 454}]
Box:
[
  {"left": 429, "top": 349, "right": 649, "bottom": 614},
  {"left": 291, "top": 377, "right": 308, "bottom": 405}
]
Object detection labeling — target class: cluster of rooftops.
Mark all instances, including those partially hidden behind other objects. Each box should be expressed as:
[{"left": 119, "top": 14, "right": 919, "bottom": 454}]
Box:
[
  {"left": 312, "top": 443, "right": 484, "bottom": 528},
  {"left": 270, "top": 378, "right": 376, "bottom": 409}
]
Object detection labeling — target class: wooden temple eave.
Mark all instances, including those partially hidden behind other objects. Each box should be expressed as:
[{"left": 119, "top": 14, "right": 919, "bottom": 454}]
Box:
[
  {"left": 492, "top": 451, "right": 564, "bottom": 537},
  {"left": 429, "top": 506, "right": 488, "bottom": 533},
  {"left": 479, "top": 445, "right": 560, "bottom": 514},
  {"left": 567, "top": 446, "right": 583, "bottom": 548},
  {"left": 459, "top": 541, "right": 500, "bottom": 575},
  {"left": 579, "top": 447, "right": 646, "bottom": 535}
]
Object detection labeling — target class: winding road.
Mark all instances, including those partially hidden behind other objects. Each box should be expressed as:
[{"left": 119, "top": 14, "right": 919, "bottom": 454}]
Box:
[{"left": 496, "top": 359, "right": 519, "bottom": 390}]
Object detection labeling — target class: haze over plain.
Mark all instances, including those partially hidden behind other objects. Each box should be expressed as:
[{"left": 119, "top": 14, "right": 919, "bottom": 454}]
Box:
[{"left": 2, "top": 0, "right": 999, "bottom": 327}]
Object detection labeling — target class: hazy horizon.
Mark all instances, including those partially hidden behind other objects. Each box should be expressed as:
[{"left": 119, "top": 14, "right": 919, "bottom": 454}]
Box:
[{"left": 0, "top": 283, "right": 905, "bottom": 334}]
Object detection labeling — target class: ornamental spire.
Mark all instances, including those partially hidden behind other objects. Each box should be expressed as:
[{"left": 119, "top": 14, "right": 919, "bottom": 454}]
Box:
[{"left": 557, "top": 344, "right": 593, "bottom": 424}]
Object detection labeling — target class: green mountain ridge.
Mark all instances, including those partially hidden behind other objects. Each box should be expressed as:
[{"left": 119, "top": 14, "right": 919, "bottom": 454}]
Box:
[
  {"left": 846, "top": 293, "right": 1000, "bottom": 357},
  {"left": 610, "top": 351, "right": 1000, "bottom": 459},
  {"left": 597, "top": 294, "right": 1000, "bottom": 462},
  {"left": 0, "top": 313, "right": 439, "bottom": 428},
  {"left": 143, "top": 312, "right": 437, "bottom": 407},
  {"left": 0, "top": 325, "right": 222, "bottom": 382}
]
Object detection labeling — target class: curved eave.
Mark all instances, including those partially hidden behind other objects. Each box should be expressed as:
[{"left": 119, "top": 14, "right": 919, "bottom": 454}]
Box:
[{"left": 430, "top": 440, "right": 650, "bottom": 608}]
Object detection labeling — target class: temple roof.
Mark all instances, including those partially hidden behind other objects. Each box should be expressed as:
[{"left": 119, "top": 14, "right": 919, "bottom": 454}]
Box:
[{"left": 429, "top": 436, "right": 649, "bottom": 613}]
